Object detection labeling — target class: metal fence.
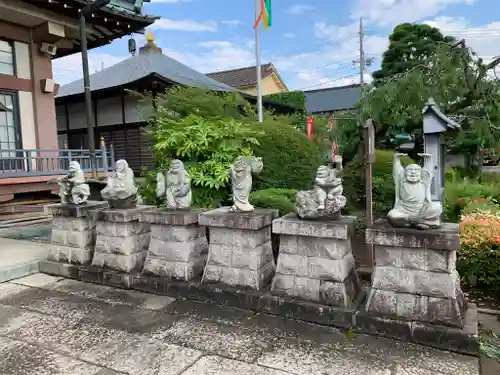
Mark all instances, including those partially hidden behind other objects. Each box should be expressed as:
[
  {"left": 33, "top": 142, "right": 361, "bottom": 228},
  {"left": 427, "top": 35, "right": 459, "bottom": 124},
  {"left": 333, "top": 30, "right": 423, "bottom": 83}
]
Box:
[{"left": 0, "top": 145, "right": 115, "bottom": 178}]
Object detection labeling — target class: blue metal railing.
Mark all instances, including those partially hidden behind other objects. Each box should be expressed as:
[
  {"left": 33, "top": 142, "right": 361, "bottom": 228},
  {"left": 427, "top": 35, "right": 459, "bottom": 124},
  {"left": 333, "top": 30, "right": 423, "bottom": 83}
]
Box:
[{"left": 0, "top": 146, "right": 115, "bottom": 178}]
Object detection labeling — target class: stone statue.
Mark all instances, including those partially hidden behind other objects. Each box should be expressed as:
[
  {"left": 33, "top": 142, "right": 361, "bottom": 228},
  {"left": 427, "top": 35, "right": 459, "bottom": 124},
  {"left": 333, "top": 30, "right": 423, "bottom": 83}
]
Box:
[
  {"left": 101, "top": 159, "right": 138, "bottom": 209},
  {"left": 229, "top": 155, "right": 263, "bottom": 212},
  {"left": 295, "top": 155, "right": 346, "bottom": 220},
  {"left": 387, "top": 153, "right": 442, "bottom": 229},
  {"left": 58, "top": 161, "right": 90, "bottom": 205},
  {"left": 156, "top": 159, "right": 192, "bottom": 210}
]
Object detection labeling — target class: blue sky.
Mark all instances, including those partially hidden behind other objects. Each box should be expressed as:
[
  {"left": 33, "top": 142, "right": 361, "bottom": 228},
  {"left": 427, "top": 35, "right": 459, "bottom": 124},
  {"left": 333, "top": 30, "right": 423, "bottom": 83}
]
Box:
[{"left": 54, "top": 0, "right": 500, "bottom": 89}]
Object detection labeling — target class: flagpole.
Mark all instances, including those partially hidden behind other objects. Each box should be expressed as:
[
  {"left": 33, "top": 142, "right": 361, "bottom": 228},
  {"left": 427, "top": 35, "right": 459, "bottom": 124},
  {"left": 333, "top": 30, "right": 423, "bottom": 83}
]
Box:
[{"left": 254, "top": 0, "right": 263, "bottom": 122}]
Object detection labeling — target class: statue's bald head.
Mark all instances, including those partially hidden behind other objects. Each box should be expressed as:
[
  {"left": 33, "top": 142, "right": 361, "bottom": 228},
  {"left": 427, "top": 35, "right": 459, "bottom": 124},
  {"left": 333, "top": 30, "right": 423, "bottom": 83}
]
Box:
[{"left": 404, "top": 164, "right": 422, "bottom": 183}]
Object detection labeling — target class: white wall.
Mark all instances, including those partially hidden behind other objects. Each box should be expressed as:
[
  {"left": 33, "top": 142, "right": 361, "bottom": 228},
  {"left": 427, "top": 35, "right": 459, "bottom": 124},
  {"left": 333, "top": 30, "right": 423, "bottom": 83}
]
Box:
[
  {"left": 14, "top": 41, "right": 31, "bottom": 79},
  {"left": 18, "top": 91, "right": 36, "bottom": 150}
]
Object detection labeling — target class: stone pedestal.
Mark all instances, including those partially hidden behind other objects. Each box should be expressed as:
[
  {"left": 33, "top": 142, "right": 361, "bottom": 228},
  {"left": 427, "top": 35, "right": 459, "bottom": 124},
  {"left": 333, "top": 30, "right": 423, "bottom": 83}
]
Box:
[
  {"left": 45, "top": 201, "right": 108, "bottom": 265},
  {"left": 138, "top": 208, "right": 208, "bottom": 281},
  {"left": 271, "top": 214, "right": 361, "bottom": 307},
  {"left": 91, "top": 207, "right": 150, "bottom": 273},
  {"left": 199, "top": 207, "right": 278, "bottom": 290},
  {"left": 365, "top": 220, "right": 467, "bottom": 328}
]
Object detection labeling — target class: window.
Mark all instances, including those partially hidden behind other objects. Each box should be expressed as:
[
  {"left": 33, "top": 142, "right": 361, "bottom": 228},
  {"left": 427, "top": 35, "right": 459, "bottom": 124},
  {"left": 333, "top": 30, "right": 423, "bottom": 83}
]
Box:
[
  {"left": 0, "top": 92, "right": 20, "bottom": 156},
  {"left": 0, "top": 40, "right": 14, "bottom": 75}
]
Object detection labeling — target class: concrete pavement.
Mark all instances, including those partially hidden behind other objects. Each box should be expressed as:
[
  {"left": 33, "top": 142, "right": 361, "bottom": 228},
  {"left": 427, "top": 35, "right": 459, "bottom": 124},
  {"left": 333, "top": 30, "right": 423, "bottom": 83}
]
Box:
[
  {"left": 0, "top": 273, "right": 480, "bottom": 375},
  {"left": 0, "top": 237, "right": 49, "bottom": 283}
]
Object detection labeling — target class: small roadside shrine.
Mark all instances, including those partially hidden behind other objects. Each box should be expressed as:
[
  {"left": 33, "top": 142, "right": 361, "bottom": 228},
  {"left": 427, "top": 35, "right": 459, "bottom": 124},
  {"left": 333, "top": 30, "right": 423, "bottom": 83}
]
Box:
[{"left": 422, "top": 98, "right": 461, "bottom": 202}]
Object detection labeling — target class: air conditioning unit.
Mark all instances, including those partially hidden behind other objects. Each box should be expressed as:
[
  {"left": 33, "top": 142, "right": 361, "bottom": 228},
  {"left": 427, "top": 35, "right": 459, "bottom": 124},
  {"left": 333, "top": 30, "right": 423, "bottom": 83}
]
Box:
[{"left": 40, "top": 42, "right": 57, "bottom": 56}]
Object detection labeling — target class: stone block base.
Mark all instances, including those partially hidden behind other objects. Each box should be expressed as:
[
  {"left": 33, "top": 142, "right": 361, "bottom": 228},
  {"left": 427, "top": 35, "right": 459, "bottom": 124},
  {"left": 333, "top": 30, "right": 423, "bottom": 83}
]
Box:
[
  {"left": 46, "top": 201, "right": 108, "bottom": 265},
  {"left": 91, "top": 207, "right": 150, "bottom": 272},
  {"left": 271, "top": 214, "right": 361, "bottom": 308},
  {"left": 365, "top": 220, "right": 467, "bottom": 328},
  {"left": 39, "top": 260, "right": 477, "bottom": 355},
  {"left": 139, "top": 209, "right": 208, "bottom": 281},
  {"left": 199, "top": 207, "right": 278, "bottom": 290},
  {"left": 355, "top": 300, "right": 479, "bottom": 356}
]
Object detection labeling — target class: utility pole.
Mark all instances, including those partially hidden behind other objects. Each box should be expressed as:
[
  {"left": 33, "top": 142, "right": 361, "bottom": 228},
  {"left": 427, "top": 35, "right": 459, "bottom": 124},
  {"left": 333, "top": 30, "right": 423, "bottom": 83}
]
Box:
[
  {"left": 254, "top": 0, "right": 263, "bottom": 122},
  {"left": 359, "top": 17, "right": 365, "bottom": 85}
]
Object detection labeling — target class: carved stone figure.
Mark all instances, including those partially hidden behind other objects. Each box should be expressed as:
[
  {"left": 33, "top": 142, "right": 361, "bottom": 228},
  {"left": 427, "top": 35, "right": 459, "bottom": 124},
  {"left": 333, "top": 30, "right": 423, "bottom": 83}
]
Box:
[
  {"left": 295, "top": 155, "right": 346, "bottom": 220},
  {"left": 58, "top": 161, "right": 90, "bottom": 205},
  {"left": 101, "top": 159, "right": 138, "bottom": 208},
  {"left": 156, "top": 159, "right": 192, "bottom": 210},
  {"left": 229, "top": 155, "right": 263, "bottom": 212},
  {"left": 387, "top": 153, "right": 442, "bottom": 229}
]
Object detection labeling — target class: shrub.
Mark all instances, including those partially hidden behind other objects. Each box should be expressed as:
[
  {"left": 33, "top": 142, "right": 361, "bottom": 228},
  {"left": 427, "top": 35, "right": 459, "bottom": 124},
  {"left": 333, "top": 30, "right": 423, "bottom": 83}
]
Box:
[
  {"left": 148, "top": 113, "right": 262, "bottom": 208},
  {"left": 250, "top": 188, "right": 297, "bottom": 215},
  {"left": 252, "top": 120, "right": 324, "bottom": 190},
  {"left": 343, "top": 149, "right": 414, "bottom": 215},
  {"left": 444, "top": 173, "right": 500, "bottom": 222},
  {"left": 458, "top": 211, "right": 500, "bottom": 294}
]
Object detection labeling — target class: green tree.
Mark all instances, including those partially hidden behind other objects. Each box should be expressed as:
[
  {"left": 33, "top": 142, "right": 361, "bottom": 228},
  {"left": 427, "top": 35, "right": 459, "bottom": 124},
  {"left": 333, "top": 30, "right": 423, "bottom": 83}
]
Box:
[
  {"left": 358, "top": 34, "right": 500, "bottom": 164},
  {"left": 372, "top": 23, "right": 455, "bottom": 86}
]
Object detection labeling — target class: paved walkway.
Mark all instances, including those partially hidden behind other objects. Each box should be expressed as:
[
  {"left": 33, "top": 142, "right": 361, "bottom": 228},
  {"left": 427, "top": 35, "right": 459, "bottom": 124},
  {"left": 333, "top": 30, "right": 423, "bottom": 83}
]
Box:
[
  {"left": 0, "top": 273, "right": 479, "bottom": 375},
  {"left": 0, "top": 237, "right": 49, "bottom": 283}
]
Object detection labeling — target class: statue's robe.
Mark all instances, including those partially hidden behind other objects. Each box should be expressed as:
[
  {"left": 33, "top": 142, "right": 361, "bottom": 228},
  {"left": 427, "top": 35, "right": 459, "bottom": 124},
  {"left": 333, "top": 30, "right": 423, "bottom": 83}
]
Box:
[
  {"left": 387, "top": 167, "right": 442, "bottom": 228},
  {"left": 165, "top": 170, "right": 192, "bottom": 209}
]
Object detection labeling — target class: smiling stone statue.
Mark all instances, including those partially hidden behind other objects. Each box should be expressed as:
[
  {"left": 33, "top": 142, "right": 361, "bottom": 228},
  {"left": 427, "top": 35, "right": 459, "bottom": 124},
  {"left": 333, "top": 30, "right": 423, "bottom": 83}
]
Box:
[{"left": 387, "top": 152, "right": 442, "bottom": 229}]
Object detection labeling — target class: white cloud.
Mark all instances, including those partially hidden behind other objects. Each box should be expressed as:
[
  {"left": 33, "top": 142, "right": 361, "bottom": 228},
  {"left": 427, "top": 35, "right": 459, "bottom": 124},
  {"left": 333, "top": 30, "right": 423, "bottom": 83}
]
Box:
[
  {"left": 287, "top": 4, "right": 316, "bottom": 15},
  {"left": 424, "top": 16, "right": 500, "bottom": 59},
  {"left": 283, "top": 33, "right": 296, "bottom": 38},
  {"left": 350, "top": 0, "right": 476, "bottom": 27},
  {"left": 53, "top": 52, "right": 128, "bottom": 85},
  {"left": 221, "top": 20, "right": 243, "bottom": 25},
  {"left": 150, "top": 18, "right": 217, "bottom": 32}
]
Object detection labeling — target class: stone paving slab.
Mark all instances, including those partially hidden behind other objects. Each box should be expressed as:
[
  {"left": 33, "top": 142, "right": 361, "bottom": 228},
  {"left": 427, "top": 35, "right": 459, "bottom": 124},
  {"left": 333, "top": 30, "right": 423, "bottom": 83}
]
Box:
[{"left": 0, "top": 273, "right": 481, "bottom": 375}]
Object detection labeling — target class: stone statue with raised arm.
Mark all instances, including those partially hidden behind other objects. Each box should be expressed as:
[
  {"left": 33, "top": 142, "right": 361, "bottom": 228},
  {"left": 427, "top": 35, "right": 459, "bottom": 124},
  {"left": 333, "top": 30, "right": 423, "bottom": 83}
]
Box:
[
  {"left": 58, "top": 161, "right": 90, "bottom": 205},
  {"left": 101, "top": 159, "right": 138, "bottom": 208},
  {"left": 156, "top": 159, "right": 192, "bottom": 210},
  {"left": 387, "top": 153, "right": 442, "bottom": 229},
  {"left": 229, "top": 155, "right": 263, "bottom": 212}
]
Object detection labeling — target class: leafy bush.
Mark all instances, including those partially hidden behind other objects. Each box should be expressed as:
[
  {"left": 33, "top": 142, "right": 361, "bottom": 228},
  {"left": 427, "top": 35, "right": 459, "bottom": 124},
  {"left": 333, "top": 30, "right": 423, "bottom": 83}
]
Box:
[
  {"left": 137, "top": 168, "right": 164, "bottom": 206},
  {"left": 343, "top": 149, "right": 414, "bottom": 215},
  {"left": 458, "top": 211, "right": 500, "bottom": 294},
  {"left": 265, "top": 91, "right": 305, "bottom": 109},
  {"left": 252, "top": 120, "right": 324, "bottom": 190},
  {"left": 250, "top": 188, "right": 297, "bottom": 215},
  {"left": 444, "top": 172, "right": 500, "bottom": 222},
  {"left": 146, "top": 88, "right": 263, "bottom": 207}
]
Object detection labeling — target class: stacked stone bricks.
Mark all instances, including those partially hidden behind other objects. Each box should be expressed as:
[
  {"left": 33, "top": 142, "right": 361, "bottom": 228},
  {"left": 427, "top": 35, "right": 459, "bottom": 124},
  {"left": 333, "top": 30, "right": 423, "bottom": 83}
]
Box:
[
  {"left": 271, "top": 214, "right": 360, "bottom": 308},
  {"left": 199, "top": 207, "right": 277, "bottom": 290},
  {"left": 139, "top": 209, "right": 208, "bottom": 281},
  {"left": 91, "top": 207, "right": 150, "bottom": 273},
  {"left": 46, "top": 202, "right": 108, "bottom": 265},
  {"left": 365, "top": 221, "right": 467, "bottom": 327}
]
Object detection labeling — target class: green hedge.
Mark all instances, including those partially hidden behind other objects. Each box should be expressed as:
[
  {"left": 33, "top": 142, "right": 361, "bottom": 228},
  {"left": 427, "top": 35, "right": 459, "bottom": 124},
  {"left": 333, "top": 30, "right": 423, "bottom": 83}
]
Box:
[
  {"left": 444, "top": 169, "right": 500, "bottom": 222},
  {"left": 252, "top": 120, "right": 324, "bottom": 190},
  {"left": 343, "top": 149, "right": 414, "bottom": 215},
  {"left": 250, "top": 188, "right": 297, "bottom": 215}
]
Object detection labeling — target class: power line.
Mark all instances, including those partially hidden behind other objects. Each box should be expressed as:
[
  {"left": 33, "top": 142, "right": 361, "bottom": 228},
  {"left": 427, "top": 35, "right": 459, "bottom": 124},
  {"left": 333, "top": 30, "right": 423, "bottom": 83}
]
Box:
[
  {"left": 297, "top": 71, "right": 359, "bottom": 91},
  {"left": 272, "top": 33, "right": 358, "bottom": 61}
]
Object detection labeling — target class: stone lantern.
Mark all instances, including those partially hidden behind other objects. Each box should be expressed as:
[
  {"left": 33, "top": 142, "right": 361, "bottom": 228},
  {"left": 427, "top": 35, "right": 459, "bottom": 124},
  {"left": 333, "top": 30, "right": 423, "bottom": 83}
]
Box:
[{"left": 422, "top": 98, "right": 460, "bottom": 202}]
